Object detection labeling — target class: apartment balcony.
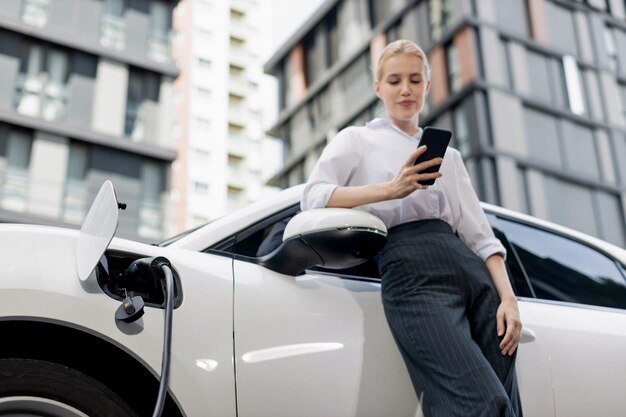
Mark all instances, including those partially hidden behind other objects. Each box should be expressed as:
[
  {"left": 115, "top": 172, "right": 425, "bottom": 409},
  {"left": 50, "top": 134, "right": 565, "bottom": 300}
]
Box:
[
  {"left": 228, "top": 102, "right": 247, "bottom": 129},
  {"left": 230, "top": 19, "right": 248, "bottom": 43},
  {"left": 228, "top": 134, "right": 248, "bottom": 158},
  {"left": 138, "top": 195, "right": 166, "bottom": 240},
  {"left": 61, "top": 180, "right": 88, "bottom": 224},
  {"left": 14, "top": 75, "right": 68, "bottom": 122},
  {"left": 147, "top": 32, "right": 172, "bottom": 64},
  {"left": 229, "top": 73, "right": 248, "bottom": 99},
  {"left": 0, "top": 168, "right": 29, "bottom": 213},
  {"left": 100, "top": 15, "right": 126, "bottom": 51},
  {"left": 230, "top": 0, "right": 247, "bottom": 16},
  {"left": 21, "top": 0, "right": 49, "bottom": 28},
  {"left": 125, "top": 101, "right": 160, "bottom": 144},
  {"left": 229, "top": 44, "right": 248, "bottom": 69}
]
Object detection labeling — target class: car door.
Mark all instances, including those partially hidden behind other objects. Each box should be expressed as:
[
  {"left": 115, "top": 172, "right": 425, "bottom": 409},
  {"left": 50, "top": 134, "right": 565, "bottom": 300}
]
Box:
[
  {"left": 492, "top": 215, "right": 626, "bottom": 417},
  {"left": 229, "top": 207, "right": 419, "bottom": 417}
]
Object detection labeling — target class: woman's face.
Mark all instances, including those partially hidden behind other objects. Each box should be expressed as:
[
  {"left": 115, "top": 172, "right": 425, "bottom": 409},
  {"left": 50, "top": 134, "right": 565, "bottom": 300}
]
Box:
[{"left": 375, "top": 53, "right": 430, "bottom": 128}]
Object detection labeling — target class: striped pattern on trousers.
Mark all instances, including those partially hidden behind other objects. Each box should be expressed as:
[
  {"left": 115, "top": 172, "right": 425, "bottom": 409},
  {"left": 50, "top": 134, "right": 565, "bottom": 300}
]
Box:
[{"left": 377, "top": 219, "right": 523, "bottom": 417}]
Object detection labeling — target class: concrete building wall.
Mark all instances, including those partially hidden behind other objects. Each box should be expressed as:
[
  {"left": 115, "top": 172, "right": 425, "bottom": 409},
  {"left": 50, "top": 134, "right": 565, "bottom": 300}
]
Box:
[
  {"left": 126, "top": 0, "right": 151, "bottom": 59},
  {"left": 66, "top": 52, "right": 97, "bottom": 128},
  {"left": 27, "top": 132, "right": 69, "bottom": 218},
  {"left": 91, "top": 59, "right": 129, "bottom": 137}
]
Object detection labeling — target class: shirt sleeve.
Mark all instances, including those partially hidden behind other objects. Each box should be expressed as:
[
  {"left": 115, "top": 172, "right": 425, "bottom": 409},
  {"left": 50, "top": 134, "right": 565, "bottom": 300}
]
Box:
[
  {"left": 449, "top": 149, "right": 507, "bottom": 261},
  {"left": 300, "top": 128, "right": 360, "bottom": 210}
]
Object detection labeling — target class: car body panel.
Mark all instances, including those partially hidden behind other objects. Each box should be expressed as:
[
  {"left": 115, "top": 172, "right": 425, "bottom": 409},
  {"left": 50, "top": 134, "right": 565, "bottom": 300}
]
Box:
[
  {"left": 522, "top": 300, "right": 626, "bottom": 417},
  {"left": 515, "top": 300, "right": 556, "bottom": 417},
  {"left": 234, "top": 262, "right": 417, "bottom": 417}
]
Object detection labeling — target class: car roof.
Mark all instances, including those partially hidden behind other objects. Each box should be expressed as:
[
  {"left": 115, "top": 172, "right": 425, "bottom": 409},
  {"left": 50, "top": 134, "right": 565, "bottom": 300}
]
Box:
[{"left": 169, "top": 184, "right": 626, "bottom": 264}]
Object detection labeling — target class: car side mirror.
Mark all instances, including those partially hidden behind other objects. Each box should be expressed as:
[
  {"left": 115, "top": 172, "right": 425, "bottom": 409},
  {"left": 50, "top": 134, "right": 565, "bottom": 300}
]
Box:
[{"left": 258, "top": 208, "right": 387, "bottom": 276}]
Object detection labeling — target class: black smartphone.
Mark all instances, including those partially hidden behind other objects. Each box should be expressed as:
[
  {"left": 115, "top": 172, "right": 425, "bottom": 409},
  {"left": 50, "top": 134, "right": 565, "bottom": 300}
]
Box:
[{"left": 413, "top": 126, "right": 452, "bottom": 185}]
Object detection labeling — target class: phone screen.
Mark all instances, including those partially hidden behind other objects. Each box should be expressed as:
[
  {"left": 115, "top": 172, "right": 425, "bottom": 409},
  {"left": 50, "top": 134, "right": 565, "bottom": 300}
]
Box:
[{"left": 413, "top": 126, "right": 452, "bottom": 185}]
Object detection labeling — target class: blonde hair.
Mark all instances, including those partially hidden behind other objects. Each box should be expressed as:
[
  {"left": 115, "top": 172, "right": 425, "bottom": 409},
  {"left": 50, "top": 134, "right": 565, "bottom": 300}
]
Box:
[{"left": 374, "top": 39, "right": 431, "bottom": 82}]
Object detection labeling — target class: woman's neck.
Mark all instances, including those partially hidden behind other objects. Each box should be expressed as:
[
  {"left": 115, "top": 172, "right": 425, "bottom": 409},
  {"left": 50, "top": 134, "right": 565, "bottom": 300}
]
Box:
[{"left": 390, "top": 118, "right": 419, "bottom": 136}]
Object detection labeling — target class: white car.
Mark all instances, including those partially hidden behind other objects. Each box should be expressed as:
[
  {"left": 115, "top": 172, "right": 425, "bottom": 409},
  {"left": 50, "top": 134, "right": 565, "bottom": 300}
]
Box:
[{"left": 0, "top": 181, "right": 625, "bottom": 417}]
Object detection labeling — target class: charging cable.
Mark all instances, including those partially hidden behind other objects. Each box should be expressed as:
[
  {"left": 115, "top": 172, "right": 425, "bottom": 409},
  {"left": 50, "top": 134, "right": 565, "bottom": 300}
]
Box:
[{"left": 151, "top": 263, "right": 174, "bottom": 417}]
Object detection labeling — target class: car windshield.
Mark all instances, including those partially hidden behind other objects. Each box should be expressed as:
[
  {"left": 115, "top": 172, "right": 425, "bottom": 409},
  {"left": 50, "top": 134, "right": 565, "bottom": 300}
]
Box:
[{"left": 156, "top": 221, "right": 214, "bottom": 246}]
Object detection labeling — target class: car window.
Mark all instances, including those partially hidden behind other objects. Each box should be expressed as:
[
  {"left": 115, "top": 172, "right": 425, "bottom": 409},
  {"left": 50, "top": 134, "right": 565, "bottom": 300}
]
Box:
[
  {"left": 496, "top": 217, "right": 626, "bottom": 309},
  {"left": 490, "top": 225, "right": 534, "bottom": 298},
  {"left": 232, "top": 205, "right": 300, "bottom": 258}
]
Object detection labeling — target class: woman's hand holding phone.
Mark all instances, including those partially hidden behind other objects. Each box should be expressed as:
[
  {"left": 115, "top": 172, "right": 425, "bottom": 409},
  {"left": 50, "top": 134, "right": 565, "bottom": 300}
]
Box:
[
  {"left": 414, "top": 127, "right": 452, "bottom": 185},
  {"left": 386, "top": 146, "right": 443, "bottom": 199}
]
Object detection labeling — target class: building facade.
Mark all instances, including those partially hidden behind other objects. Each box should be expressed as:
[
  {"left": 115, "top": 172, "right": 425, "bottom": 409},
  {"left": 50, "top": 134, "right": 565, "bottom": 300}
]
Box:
[
  {"left": 0, "top": 0, "right": 178, "bottom": 242},
  {"left": 264, "top": 0, "right": 626, "bottom": 247},
  {"left": 170, "top": 0, "right": 280, "bottom": 233}
]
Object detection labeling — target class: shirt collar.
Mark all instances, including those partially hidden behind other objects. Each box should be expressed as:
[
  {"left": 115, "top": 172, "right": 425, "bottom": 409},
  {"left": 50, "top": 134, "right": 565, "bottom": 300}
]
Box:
[{"left": 366, "top": 118, "right": 423, "bottom": 140}]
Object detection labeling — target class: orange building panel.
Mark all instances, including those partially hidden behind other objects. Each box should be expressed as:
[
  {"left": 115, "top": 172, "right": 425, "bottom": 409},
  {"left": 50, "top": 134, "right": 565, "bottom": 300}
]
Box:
[
  {"left": 370, "top": 32, "right": 387, "bottom": 80},
  {"left": 453, "top": 26, "right": 478, "bottom": 88},
  {"left": 428, "top": 46, "right": 449, "bottom": 106},
  {"left": 288, "top": 44, "right": 307, "bottom": 106},
  {"left": 527, "top": 0, "right": 549, "bottom": 43}
]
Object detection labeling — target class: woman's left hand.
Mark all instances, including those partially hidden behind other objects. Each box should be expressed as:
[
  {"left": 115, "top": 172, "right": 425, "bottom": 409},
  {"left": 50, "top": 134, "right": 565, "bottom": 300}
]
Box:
[{"left": 496, "top": 297, "right": 522, "bottom": 356}]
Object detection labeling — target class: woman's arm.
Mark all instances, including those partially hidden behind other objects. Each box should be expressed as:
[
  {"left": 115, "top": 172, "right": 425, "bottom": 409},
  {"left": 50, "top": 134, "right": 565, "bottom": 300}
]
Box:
[
  {"left": 485, "top": 254, "right": 522, "bottom": 356},
  {"left": 327, "top": 146, "right": 443, "bottom": 207}
]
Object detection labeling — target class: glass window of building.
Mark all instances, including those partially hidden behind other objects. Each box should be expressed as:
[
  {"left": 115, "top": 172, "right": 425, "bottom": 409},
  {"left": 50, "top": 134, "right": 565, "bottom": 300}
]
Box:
[
  {"left": 14, "top": 42, "right": 69, "bottom": 122},
  {"left": 325, "top": 7, "right": 339, "bottom": 67},
  {"left": 596, "top": 191, "right": 626, "bottom": 247},
  {"left": 21, "top": 0, "right": 49, "bottom": 28},
  {"left": 562, "top": 55, "right": 586, "bottom": 116},
  {"left": 100, "top": 0, "right": 126, "bottom": 51},
  {"left": 526, "top": 50, "right": 568, "bottom": 108},
  {"left": 494, "top": 0, "right": 529, "bottom": 37},
  {"left": 368, "top": 0, "right": 393, "bottom": 28},
  {"left": 193, "top": 181, "right": 209, "bottom": 195},
  {"left": 453, "top": 98, "right": 476, "bottom": 157},
  {"left": 125, "top": 69, "right": 160, "bottom": 140},
  {"left": 398, "top": 5, "right": 421, "bottom": 42},
  {"left": 500, "top": 38, "right": 514, "bottom": 90},
  {"left": 304, "top": 29, "right": 327, "bottom": 87},
  {"left": 0, "top": 129, "right": 32, "bottom": 212},
  {"left": 560, "top": 120, "right": 600, "bottom": 179},
  {"left": 604, "top": 26, "right": 618, "bottom": 75},
  {"left": 523, "top": 108, "right": 562, "bottom": 167},
  {"left": 581, "top": 69, "right": 604, "bottom": 121},
  {"left": 545, "top": 1, "right": 579, "bottom": 56},
  {"left": 62, "top": 143, "right": 89, "bottom": 224},
  {"left": 617, "top": 83, "right": 626, "bottom": 120},
  {"left": 614, "top": 28, "right": 626, "bottom": 78},
  {"left": 138, "top": 161, "right": 164, "bottom": 239},
  {"left": 446, "top": 42, "right": 460, "bottom": 93},
  {"left": 337, "top": 52, "right": 372, "bottom": 115},
  {"left": 148, "top": 1, "right": 172, "bottom": 63},
  {"left": 614, "top": 133, "right": 626, "bottom": 186},
  {"left": 429, "top": 0, "right": 453, "bottom": 41},
  {"left": 545, "top": 177, "right": 597, "bottom": 237},
  {"left": 526, "top": 50, "right": 553, "bottom": 103},
  {"left": 337, "top": 0, "right": 369, "bottom": 59}
]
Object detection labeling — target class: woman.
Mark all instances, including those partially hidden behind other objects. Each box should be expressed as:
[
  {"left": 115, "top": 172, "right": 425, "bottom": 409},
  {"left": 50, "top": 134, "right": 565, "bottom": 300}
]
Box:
[{"left": 300, "top": 39, "right": 523, "bottom": 417}]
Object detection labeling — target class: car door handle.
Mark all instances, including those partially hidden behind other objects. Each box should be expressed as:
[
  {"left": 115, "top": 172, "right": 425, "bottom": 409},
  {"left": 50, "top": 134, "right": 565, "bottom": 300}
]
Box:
[{"left": 520, "top": 327, "right": 536, "bottom": 343}]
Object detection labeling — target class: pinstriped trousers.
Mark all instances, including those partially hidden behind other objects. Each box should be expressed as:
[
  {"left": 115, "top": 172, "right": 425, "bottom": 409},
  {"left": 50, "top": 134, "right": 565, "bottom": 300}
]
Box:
[{"left": 378, "top": 219, "right": 523, "bottom": 417}]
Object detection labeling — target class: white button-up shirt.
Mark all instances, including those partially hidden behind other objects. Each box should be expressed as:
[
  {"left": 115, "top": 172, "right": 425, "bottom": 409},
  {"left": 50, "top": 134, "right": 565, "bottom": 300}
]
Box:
[{"left": 301, "top": 118, "right": 506, "bottom": 261}]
